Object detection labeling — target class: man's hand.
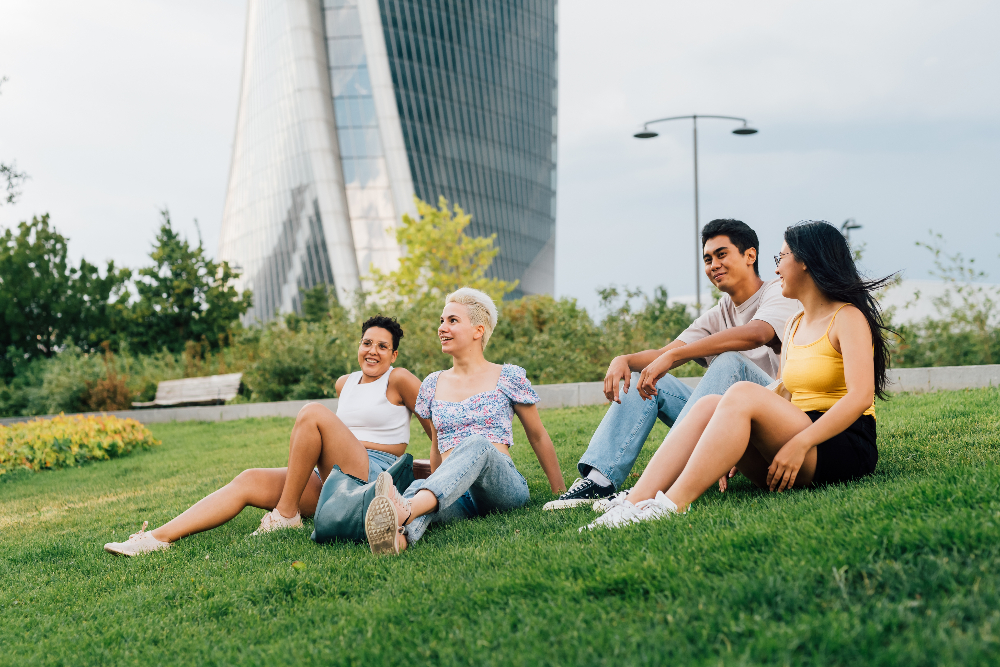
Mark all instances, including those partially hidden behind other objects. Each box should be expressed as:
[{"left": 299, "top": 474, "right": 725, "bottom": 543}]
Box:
[
  {"left": 718, "top": 466, "right": 738, "bottom": 492},
  {"left": 766, "top": 438, "right": 809, "bottom": 492},
  {"left": 636, "top": 350, "right": 674, "bottom": 400},
  {"left": 603, "top": 356, "right": 632, "bottom": 403}
]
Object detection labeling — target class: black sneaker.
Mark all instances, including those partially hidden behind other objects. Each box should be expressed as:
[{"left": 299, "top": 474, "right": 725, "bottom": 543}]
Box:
[{"left": 542, "top": 478, "right": 615, "bottom": 510}]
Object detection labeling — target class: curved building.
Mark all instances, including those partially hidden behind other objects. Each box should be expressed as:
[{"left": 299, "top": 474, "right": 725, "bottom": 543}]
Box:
[{"left": 220, "top": 0, "right": 558, "bottom": 321}]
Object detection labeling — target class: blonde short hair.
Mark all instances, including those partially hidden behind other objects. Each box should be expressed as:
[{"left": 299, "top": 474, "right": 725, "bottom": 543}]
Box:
[{"left": 446, "top": 287, "right": 499, "bottom": 349}]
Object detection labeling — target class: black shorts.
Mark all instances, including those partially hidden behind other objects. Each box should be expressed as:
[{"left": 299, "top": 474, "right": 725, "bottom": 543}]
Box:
[{"left": 807, "top": 410, "right": 878, "bottom": 485}]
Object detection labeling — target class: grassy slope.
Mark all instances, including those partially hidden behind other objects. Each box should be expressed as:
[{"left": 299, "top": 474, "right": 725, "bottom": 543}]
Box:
[{"left": 1, "top": 389, "right": 999, "bottom": 666}]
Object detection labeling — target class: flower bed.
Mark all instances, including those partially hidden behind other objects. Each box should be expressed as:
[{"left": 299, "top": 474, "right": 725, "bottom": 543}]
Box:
[{"left": 0, "top": 414, "right": 160, "bottom": 476}]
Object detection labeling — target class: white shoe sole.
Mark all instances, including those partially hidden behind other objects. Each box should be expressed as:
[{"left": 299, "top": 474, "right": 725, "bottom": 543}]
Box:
[
  {"left": 543, "top": 498, "right": 601, "bottom": 511},
  {"left": 365, "top": 496, "right": 400, "bottom": 555}
]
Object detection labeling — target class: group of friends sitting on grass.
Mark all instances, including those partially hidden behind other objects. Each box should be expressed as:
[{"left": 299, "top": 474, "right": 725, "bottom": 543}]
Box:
[{"left": 104, "top": 219, "right": 893, "bottom": 557}]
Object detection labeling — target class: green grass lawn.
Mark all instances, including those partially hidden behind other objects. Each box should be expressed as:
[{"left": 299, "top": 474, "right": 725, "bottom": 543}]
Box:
[{"left": 2, "top": 389, "right": 999, "bottom": 666}]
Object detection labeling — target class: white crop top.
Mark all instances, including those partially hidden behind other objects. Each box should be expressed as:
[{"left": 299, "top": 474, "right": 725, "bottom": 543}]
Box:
[{"left": 336, "top": 367, "right": 411, "bottom": 444}]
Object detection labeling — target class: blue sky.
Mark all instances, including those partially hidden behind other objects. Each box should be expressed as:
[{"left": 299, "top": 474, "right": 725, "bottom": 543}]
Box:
[{"left": 1, "top": 0, "right": 998, "bottom": 314}]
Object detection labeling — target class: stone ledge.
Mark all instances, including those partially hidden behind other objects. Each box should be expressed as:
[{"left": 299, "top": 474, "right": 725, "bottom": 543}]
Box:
[{"left": 2, "top": 365, "right": 996, "bottom": 426}]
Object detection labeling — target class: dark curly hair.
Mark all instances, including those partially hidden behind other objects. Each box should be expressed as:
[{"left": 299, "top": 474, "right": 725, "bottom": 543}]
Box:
[{"left": 361, "top": 315, "right": 404, "bottom": 351}]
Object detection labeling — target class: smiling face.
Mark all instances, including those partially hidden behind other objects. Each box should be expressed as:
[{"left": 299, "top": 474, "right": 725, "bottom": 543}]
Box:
[
  {"left": 357, "top": 326, "right": 398, "bottom": 377},
  {"left": 774, "top": 241, "right": 810, "bottom": 299},
  {"left": 703, "top": 235, "right": 757, "bottom": 293},
  {"left": 438, "top": 302, "right": 484, "bottom": 356}
]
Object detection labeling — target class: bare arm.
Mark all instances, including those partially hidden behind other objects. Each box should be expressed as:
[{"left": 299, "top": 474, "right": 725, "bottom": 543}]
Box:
[
  {"left": 767, "top": 306, "right": 875, "bottom": 490},
  {"left": 392, "top": 368, "right": 434, "bottom": 441},
  {"left": 429, "top": 428, "right": 441, "bottom": 472},
  {"left": 334, "top": 374, "right": 350, "bottom": 397},
  {"left": 513, "top": 403, "right": 566, "bottom": 494},
  {"left": 635, "top": 320, "right": 778, "bottom": 400}
]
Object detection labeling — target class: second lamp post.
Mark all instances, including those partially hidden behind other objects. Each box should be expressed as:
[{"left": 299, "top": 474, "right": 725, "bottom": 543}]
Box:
[{"left": 635, "top": 115, "right": 758, "bottom": 316}]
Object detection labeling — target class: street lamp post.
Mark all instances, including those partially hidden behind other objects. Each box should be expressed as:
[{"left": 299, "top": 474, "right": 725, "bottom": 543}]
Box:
[{"left": 635, "top": 115, "right": 758, "bottom": 315}]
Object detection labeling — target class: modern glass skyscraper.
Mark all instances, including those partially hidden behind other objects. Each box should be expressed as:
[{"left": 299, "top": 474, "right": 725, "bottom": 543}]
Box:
[{"left": 220, "top": 0, "right": 558, "bottom": 322}]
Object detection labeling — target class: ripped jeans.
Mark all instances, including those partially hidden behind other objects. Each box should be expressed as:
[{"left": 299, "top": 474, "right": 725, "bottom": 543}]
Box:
[{"left": 402, "top": 435, "right": 529, "bottom": 543}]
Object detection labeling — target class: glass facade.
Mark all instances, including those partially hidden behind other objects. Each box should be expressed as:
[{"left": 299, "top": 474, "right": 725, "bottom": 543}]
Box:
[
  {"left": 220, "top": 0, "right": 557, "bottom": 321},
  {"left": 378, "top": 0, "right": 558, "bottom": 297},
  {"left": 323, "top": 0, "right": 402, "bottom": 277}
]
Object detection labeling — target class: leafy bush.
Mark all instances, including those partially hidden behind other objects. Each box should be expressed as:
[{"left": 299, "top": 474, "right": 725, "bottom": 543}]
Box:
[
  {"left": 889, "top": 232, "right": 1000, "bottom": 368},
  {"left": 0, "top": 414, "right": 160, "bottom": 476}
]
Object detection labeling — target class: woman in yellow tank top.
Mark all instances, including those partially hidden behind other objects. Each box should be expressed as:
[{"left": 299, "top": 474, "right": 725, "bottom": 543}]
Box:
[{"left": 580, "top": 221, "right": 895, "bottom": 531}]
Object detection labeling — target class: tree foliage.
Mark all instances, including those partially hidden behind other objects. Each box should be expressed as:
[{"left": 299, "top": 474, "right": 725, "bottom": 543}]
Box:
[
  {"left": 126, "top": 210, "right": 251, "bottom": 354},
  {"left": 0, "top": 215, "right": 130, "bottom": 377}
]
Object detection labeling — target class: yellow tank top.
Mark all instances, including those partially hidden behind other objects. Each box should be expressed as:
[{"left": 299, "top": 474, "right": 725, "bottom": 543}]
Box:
[{"left": 782, "top": 305, "right": 876, "bottom": 417}]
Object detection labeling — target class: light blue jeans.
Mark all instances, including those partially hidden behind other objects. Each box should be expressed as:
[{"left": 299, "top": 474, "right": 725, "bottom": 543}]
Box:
[
  {"left": 578, "top": 351, "right": 773, "bottom": 490},
  {"left": 402, "top": 435, "right": 530, "bottom": 543}
]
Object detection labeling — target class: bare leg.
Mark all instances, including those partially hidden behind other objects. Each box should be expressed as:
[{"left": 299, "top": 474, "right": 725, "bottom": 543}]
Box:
[
  {"left": 627, "top": 382, "right": 817, "bottom": 511},
  {"left": 150, "top": 403, "right": 369, "bottom": 542},
  {"left": 150, "top": 467, "right": 324, "bottom": 542},
  {"left": 273, "top": 403, "right": 370, "bottom": 518},
  {"left": 625, "top": 395, "right": 723, "bottom": 502}
]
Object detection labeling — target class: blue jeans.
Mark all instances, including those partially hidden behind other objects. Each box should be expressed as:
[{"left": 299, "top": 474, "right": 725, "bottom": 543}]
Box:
[
  {"left": 402, "top": 435, "right": 530, "bottom": 543},
  {"left": 578, "top": 351, "right": 773, "bottom": 490}
]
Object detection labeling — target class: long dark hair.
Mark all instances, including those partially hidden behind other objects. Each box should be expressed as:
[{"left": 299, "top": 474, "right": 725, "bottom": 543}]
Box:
[{"left": 784, "top": 221, "right": 896, "bottom": 399}]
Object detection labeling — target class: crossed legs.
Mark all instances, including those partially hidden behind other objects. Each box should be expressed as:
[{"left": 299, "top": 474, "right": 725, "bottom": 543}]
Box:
[
  {"left": 625, "top": 381, "right": 817, "bottom": 511},
  {"left": 150, "top": 403, "right": 370, "bottom": 542}
]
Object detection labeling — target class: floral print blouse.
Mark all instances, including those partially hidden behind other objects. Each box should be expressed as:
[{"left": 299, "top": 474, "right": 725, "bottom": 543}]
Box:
[{"left": 414, "top": 364, "right": 540, "bottom": 453}]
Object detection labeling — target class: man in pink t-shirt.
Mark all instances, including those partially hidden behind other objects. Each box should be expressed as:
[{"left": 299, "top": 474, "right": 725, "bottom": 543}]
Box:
[{"left": 546, "top": 219, "right": 801, "bottom": 509}]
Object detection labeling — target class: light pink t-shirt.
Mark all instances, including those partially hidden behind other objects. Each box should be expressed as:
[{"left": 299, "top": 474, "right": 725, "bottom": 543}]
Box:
[{"left": 675, "top": 279, "right": 800, "bottom": 379}]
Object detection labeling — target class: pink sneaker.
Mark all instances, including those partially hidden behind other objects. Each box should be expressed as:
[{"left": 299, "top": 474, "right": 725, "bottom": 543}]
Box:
[
  {"left": 373, "top": 471, "right": 411, "bottom": 522},
  {"left": 252, "top": 508, "right": 304, "bottom": 536},
  {"left": 104, "top": 521, "right": 171, "bottom": 556},
  {"left": 365, "top": 495, "right": 405, "bottom": 555}
]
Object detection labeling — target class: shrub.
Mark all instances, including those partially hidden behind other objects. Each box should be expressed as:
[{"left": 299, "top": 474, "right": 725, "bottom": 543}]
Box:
[{"left": 0, "top": 414, "right": 160, "bottom": 476}]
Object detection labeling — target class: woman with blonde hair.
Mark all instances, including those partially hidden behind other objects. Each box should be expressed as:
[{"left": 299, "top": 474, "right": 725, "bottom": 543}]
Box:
[{"left": 363, "top": 287, "right": 567, "bottom": 555}]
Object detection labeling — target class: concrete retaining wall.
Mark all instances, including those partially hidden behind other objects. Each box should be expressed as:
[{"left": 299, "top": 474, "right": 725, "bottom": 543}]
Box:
[{"left": 1, "top": 365, "right": 996, "bottom": 426}]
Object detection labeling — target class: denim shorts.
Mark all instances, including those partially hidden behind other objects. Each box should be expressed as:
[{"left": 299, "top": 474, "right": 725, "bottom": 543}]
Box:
[
  {"left": 366, "top": 449, "right": 399, "bottom": 483},
  {"left": 313, "top": 449, "right": 399, "bottom": 484}
]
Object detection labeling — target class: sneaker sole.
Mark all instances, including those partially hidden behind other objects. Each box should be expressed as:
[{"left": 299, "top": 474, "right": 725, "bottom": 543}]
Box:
[
  {"left": 365, "top": 496, "right": 400, "bottom": 555},
  {"left": 542, "top": 498, "right": 598, "bottom": 511},
  {"left": 103, "top": 542, "right": 169, "bottom": 557}
]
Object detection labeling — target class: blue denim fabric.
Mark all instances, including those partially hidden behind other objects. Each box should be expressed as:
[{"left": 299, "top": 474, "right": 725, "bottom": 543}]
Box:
[
  {"left": 578, "top": 351, "right": 773, "bottom": 490},
  {"left": 367, "top": 449, "right": 399, "bottom": 483},
  {"left": 402, "top": 435, "right": 529, "bottom": 543}
]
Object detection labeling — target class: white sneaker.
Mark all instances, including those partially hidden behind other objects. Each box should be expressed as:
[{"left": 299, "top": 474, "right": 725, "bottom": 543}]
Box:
[
  {"left": 252, "top": 508, "right": 303, "bottom": 536},
  {"left": 579, "top": 500, "right": 644, "bottom": 532},
  {"left": 104, "top": 521, "right": 171, "bottom": 556},
  {"left": 634, "top": 491, "right": 680, "bottom": 522},
  {"left": 365, "top": 495, "right": 405, "bottom": 555},
  {"left": 592, "top": 491, "right": 630, "bottom": 514}
]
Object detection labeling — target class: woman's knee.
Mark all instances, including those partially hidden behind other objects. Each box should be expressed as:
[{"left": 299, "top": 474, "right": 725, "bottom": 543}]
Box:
[
  {"left": 295, "top": 402, "right": 333, "bottom": 426},
  {"left": 690, "top": 394, "right": 722, "bottom": 418},
  {"left": 720, "top": 381, "right": 763, "bottom": 405}
]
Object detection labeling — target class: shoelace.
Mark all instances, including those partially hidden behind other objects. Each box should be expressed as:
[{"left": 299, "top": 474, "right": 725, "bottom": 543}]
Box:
[
  {"left": 565, "top": 478, "right": 588, "bottom": 494},
  {"left": 127, "top": 521, "right": 150, "bottom": 542}
]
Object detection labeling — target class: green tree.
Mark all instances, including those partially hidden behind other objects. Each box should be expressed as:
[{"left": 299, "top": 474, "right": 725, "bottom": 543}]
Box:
[
  {"left": 126, "top": 210, "right": 252, "bottom": 354},
  {"left": 369, "top": 196, "right": 517, "bottom": 304},
  {"left": 0, "top": 215, "right": 130, "bottom": 377}
]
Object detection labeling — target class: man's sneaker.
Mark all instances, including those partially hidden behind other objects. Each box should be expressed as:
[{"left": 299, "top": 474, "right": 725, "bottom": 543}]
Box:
[
  {"left": 104, "top": 521, "right": 171, "bottom": 556},
  {"left": 373, "top": 471, "right": 411, "bottom": 522},
  {"left": 578, "top": 500, "right": 644, "bottom": 532},
  {"left": 593, "top": 491, "right": 630, "bottom": 514},
  {"left": 542, "top": 478, "right": 615, "bottom": 510},
  {"left": 365, "top": 495, "right": 404, "bottom": 555},
  {"left": 252, "top": 508, "right": 304, "bottom": 536}
]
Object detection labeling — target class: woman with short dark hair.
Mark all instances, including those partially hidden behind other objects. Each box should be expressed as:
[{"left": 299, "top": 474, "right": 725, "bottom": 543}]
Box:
[
  {"left": 582, "top": 221, "right": 895, "bottom": 530},
  {"left": 104, "top": 315, "right": 432, "bottom": 556}
]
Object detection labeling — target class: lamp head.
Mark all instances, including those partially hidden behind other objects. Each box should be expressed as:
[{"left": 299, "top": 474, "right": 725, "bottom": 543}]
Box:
[
  {"left": 732, "top": 125, "right": 758, "bottom": 135},
  {"left": 634, "top": 129, "right": 659, "bottom": 139}
]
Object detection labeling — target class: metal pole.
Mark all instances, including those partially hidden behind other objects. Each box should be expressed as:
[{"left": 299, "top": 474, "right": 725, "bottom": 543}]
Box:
[{"left": 692, "top": 116, "right": 701, "bottom": 316}]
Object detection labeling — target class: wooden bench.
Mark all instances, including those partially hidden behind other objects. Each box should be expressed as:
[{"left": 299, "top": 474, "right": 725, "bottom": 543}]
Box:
[
  {"left": 413, "top": 458, "right": 432, "bottom": 479},
  {"left": 132, "top": 373, "right": 243, "bottom": 408}
]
